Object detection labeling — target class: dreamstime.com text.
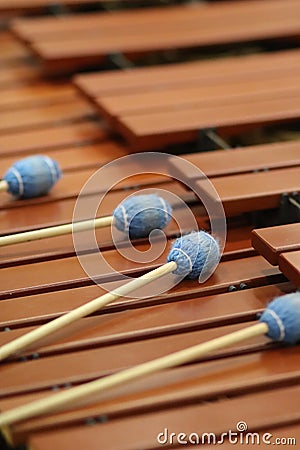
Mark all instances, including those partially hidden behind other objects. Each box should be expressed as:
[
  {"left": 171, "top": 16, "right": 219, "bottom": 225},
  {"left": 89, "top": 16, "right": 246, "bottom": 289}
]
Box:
[{"left": 157, "top": 422, "right": 296, "bottom": 446}]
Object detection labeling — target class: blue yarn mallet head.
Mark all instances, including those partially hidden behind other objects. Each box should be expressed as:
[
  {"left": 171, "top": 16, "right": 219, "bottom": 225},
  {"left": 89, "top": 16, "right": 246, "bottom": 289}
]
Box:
[
  {"left": 259, "top": 292, "right": 300, "bottom": 345},
  {"left": 3, "top": 155, "right": 61, "bottom": 199},
  {"left": 167, "top": 231, "right": 220, "bottom": 280},
  {"left": 113, "top": 194, "right": 172, "bottom": 239}
]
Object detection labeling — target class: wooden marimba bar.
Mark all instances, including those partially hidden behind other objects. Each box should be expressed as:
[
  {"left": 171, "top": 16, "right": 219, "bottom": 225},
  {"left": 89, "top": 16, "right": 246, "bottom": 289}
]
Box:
[{"left": 1, "top": 1, "right": 300, "bottom": 449}]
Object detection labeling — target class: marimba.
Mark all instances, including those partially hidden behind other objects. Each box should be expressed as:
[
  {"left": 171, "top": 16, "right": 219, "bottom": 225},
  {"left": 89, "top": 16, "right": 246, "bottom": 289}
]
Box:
[{"left": 1, "top": 1, "right": 300, "bottom": 449}]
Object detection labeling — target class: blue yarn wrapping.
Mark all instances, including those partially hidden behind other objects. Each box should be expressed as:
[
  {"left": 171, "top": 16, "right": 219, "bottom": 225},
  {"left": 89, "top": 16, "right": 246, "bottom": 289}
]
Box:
[
  {"left": 167, "top": 231, "right": 220, "bottom": 279},
  {"left": 3, "top": 155, "right": 61, "bottom": 199},
  {"left": 113, "top": 194, "right": 172, "bottom": 239},
  {"left": 259, "top": 292, "right": 300, "bottom": 345}
]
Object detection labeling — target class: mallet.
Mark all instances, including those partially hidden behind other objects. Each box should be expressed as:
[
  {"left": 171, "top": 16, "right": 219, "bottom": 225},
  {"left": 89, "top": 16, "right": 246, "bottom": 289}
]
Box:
[
  {"left": 0, "top": 291, "right": 299, "bottom": 427},
  {"left": 0, "top": 155, "right": 61, "bottom": 199},
  {"left": 0, "top": 193, "right": 172, "bottom": 246},
  {"left": 0, "top": 231, "right": 220, "bottom": 362}
]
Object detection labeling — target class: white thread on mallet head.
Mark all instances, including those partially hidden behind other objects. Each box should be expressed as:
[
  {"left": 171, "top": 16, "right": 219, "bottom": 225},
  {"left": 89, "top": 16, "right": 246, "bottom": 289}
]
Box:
[
  {"left": 119, "top": 204, "right": 130, "bottom": 232},
  {"left": 264, "top": 308, "right": 285, "bottom": 341},
  {"left": 9, "top": 167, "right": 24, "bottom": 197},
  {"left": 43, "top": 155, "right": 59, "bottom": 184}
]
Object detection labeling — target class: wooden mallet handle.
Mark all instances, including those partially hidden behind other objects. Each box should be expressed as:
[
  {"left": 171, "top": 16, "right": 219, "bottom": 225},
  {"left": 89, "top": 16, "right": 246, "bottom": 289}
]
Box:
[
  {"left": 0, "top": 322, "right": 268, "bottom": 427},
  {"left": 0, "top": 216, "right": 114, "bottom": 246}
]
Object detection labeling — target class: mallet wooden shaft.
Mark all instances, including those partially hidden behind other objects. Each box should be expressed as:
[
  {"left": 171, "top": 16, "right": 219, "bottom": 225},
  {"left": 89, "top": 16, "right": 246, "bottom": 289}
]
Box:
[
  {"left": 0, "top": 216, "right": 114, "bottom": 246},
  {"left": 0, "top": 322, "right": 268, "bottom": 427},
  {"left": 0, "top": 180, "right": 8, "bottom": 193},
  {"left": 0, "top": 261, "right": 177, "bottom": 362}
]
